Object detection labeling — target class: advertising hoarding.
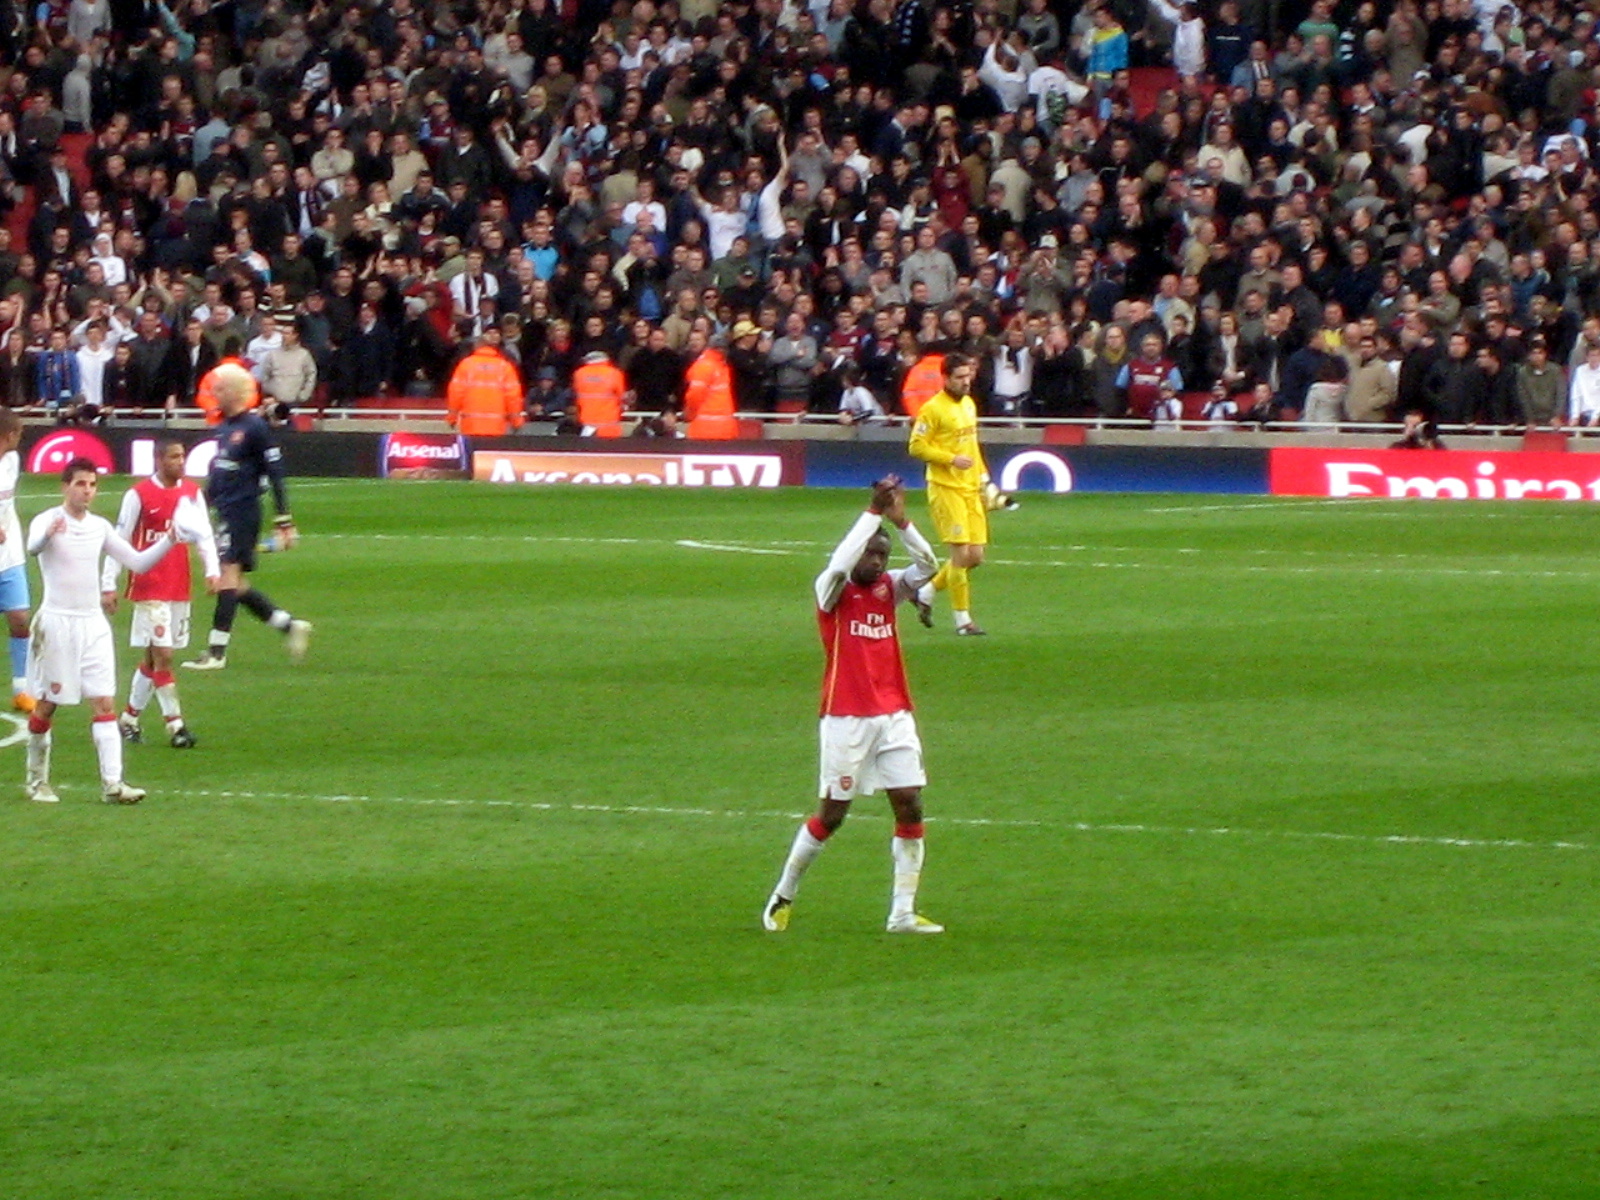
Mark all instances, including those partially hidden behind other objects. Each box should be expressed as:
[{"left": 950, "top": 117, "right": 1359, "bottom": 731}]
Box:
[
  {"left": 802, "top": 440, "right": 1269, "bottom": 494},
  {"left": 471, "top": 443, "right": 804, "bottom": 487},
  {"left": 1270, "top": 448, "right": 1600, "bottom": 501}
]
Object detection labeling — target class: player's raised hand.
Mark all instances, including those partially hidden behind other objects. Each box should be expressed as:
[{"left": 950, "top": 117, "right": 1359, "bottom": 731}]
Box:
[
  {"left": 883, "top": 482, "right": 908, "bottom": 527},
  {"left": 869, "top": 475, "right": 901, "bottom": 514},
  {"left": 48, "top": 516, "right": 66, "bottom": 538}
]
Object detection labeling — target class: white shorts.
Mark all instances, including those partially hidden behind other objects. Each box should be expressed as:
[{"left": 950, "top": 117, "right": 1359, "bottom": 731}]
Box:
[
  {"left": 130, "top": 600, "right": 192, "bottom": 649},
  {"left": 29, "top": 610, "right": 116, "bottom": 706},
  {"left": 818, "top": 711, "right": 926, "bottom": 801}
]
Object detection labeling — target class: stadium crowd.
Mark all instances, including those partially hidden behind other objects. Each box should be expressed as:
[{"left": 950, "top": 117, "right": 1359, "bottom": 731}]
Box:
[{"left": 2, "top": 0, "right": 1600, "bottom": 432}]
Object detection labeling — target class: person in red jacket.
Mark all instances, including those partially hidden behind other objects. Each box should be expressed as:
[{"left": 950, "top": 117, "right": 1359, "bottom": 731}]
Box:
[{"left": 446, "top": 327, "right": 525, "bottom": 436}]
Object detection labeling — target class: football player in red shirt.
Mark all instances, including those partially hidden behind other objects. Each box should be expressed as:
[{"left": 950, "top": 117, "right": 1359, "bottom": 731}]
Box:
[
  {"left": 762, "top": 477, "right": 946, "bottom": 934},
  {"left": 101, "top": 441, "right": 220, "bottom": 748}
]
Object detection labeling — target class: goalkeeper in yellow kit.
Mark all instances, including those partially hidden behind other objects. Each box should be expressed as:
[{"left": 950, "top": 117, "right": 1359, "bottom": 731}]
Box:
[{"left": 907, "top": 353, "right": 988, "bottom": 636}]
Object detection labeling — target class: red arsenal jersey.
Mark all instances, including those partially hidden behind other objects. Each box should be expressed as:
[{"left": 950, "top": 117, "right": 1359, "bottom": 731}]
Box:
[
  {"left": 817, "top": 574, "right": 914, "bottom": 717},
  {"left": 127, "top": 477, "right": 200, "bottom": 602}
]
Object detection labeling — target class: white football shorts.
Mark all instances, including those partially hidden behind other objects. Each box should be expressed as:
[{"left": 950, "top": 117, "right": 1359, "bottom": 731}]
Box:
[
  {"left": 818, "top": 710, "right": 925, "bottom": 801},
  {"left": 29, "top": 610, "right": 116, "bottom": 705},
  {"left": 130, "top": 600, "right": 191, "bottom": 649}
]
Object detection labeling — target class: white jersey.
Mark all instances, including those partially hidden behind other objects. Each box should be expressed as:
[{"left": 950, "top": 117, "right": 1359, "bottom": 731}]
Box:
[
  {"left": 27, "top": 506, "right": 171, "bottom": 617},
  {"left": 0, "top": 450, "right": 23, "bottom": 573}
]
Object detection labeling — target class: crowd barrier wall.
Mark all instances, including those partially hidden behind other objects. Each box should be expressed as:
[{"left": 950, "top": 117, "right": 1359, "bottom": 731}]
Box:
[{"left": 20, "top": 426, "right": 1600, "bottom": 503}]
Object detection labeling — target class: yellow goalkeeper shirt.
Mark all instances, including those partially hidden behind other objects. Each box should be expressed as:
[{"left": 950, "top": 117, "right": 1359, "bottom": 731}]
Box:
[{"left": 909, "top": 389, "right": 985, "bottom": 493}]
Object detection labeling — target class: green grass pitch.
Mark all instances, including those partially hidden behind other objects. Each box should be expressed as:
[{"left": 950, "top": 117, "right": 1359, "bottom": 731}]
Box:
[{"left": 3, "top": 479, "right": 1599, "bottom": 1198}]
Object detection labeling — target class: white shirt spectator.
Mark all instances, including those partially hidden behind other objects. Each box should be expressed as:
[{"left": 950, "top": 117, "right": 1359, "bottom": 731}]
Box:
[
  {"left": 1027, "top": 64, "right": 1087, "bottom": 127},
  {"left": 1567, "top": 360, "right": 1600, "bottom": 422},
  {"left": 839, "top": 384, "right": 885, "bottom": 423},
  {"left": 699, "top": 202, "right": 748, "bottom": 261},
  {"left": 75, "top": 341, "right": 113, "bottom": 409},
  {"left": 245, "top": 331, "right": 284, "bottom": 375},
  {"left": 622, "top": 198, "right": 667, "bottom": 230},
  {"left": 1151, "top": 0, "right": 1206, "bottom": 76},
  {"left": 450, "top": 271, "right": 501, "bottom": 320},
  {"left": 992, "top": 344, "right": 1033, "bottom": 400},
  {"left": 979, "top": 42, "right": 1032, "bottom": 111}
]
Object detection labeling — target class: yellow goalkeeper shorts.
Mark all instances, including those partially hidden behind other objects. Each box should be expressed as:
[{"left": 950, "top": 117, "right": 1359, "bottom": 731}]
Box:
[{"left": 927, "top": 485, "right": 988, "bottom": 546}]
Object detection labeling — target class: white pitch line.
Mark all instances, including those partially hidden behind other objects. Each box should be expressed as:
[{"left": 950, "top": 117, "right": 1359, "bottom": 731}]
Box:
[
  {"left": 677, "top": 539, "right": 796, "bottom": 556},
  {"left": 174, "top": 787, "right": 1595, "bottom": 854},
  {"left": 1142, "top": 499, "right": 1411, "bottom": 514},
  {"left": 314, "top": 531, "right": 1600, "bottom": 580},
  {"left": 0, "top": 712, "right": 25, "bottom": 748}
]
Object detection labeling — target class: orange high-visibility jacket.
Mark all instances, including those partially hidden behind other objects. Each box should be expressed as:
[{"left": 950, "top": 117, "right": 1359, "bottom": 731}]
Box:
[
  {"left": 683, "top": 348, "right": 737, "bottom": 439},
  {"left": 447, "top": 346, "right": 525, "bottom": 436},
  {"left": 900, "top": 353, "right": 945, "bottom": 418},
  {"left": 196, "top": 358, "right": 260, "bottom": 425},
  {"left": 573, "top": 359, "right": 628, "bottom": 437}
]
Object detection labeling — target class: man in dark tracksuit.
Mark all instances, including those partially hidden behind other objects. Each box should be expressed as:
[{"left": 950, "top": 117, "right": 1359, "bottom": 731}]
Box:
[{"left": 184, "top": 364, "right": 312, "bottom": 671}]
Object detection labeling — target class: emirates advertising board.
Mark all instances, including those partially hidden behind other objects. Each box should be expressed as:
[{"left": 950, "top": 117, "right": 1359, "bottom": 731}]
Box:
[{"left": 1270, "top": 448, "right": 1600, "bottom": 501}]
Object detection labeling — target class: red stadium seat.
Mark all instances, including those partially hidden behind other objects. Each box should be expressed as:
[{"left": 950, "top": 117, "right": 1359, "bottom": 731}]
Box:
[
  {"left": 1522, "top": 430, "right": 1568, "bottom": 452},
  {"left": 1042, "top": 425, "right": 1086, "bottom": 445}
]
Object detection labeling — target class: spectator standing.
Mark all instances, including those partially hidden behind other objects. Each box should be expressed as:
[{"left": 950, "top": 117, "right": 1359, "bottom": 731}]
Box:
[
  {"left": 446, "top": 328, "right": 525, "bottom": 438},
  {"left": 769, "top": 312, "right": 820, "bottom": 411},
  {"left": 1516, "top": 341, "right": 1564, "bottom": 427},
  {"left": 573, "top": 349, "right": 629, "bottom": 438},
  {"left": 683, "top": 330, "right": 738, "bottom": 439}
]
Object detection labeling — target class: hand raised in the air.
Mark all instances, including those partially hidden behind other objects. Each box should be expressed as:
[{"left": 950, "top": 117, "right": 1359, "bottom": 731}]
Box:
[
  {"left": 869, "top": 474, "right": 902, "bottom": 515},
  {"left": 883, "top": 486, "right": 908, "bottom": 526}
]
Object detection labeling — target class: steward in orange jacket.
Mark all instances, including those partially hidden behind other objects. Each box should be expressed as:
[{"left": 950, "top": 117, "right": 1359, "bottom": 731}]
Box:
[
  {"left": 573, "top": 351, "right": 629, "bottom": 437},
  {"left": 682, "top": 337, "right": 737, "bottom": 439},
  {"left": 197, "top": 356, "right": 259, "bottom": 424},
  {"left": 900, "top": 351, "right": 945, "bottom": 418},
  {"left": 447, "top": 334, "right": 525, "bottom": 436}
]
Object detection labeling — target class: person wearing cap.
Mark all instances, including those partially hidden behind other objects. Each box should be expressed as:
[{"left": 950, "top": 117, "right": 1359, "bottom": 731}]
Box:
[
  {"left": 726, "top": 319, "right": 770, "bottom": 412},
  {"left": 572, "top": 348, "right": 630, "bottom": 438},
  {"left": 447, "top": 327, "right": 526, "bottom": 438},
  {"left": 723, "top": 262, "right": 764, "bottom": 315},
  {"left": 682, "top": 329, "right": 738, "bottom": 439}
]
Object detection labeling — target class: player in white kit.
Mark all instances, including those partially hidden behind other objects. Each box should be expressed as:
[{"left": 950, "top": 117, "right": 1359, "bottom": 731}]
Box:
[{"left": 25, "top": 456, "right": 192, "bottom": 804}]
